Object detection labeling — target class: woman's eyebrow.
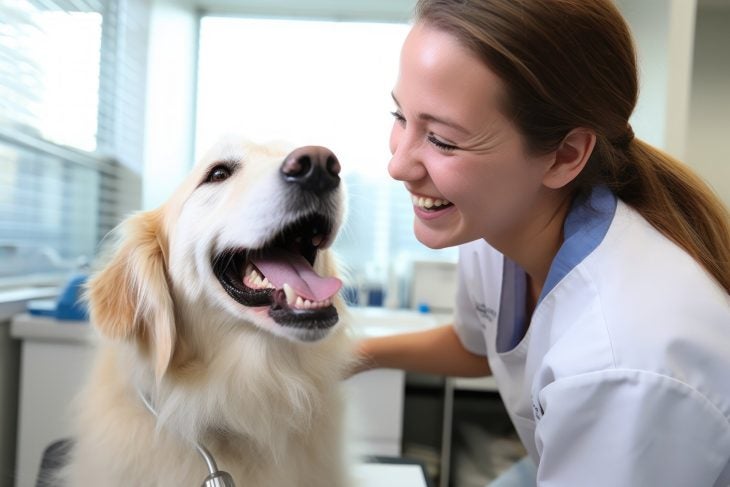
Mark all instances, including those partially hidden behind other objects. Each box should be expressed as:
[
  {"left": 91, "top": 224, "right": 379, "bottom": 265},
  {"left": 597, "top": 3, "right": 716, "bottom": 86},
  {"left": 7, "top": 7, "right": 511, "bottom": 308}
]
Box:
[{"left": 391, "top": 92, "right": 471, "bottom": 135}]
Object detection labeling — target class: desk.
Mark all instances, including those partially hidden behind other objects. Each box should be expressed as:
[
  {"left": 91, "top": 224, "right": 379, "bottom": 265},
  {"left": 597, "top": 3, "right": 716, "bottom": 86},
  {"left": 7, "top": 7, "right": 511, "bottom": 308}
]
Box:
[
  {"left": 356, "top": 462, "right": 431, "bottom": 487},
  {"left": 10, "top": 308, "right": 447, "bottom": 487}
]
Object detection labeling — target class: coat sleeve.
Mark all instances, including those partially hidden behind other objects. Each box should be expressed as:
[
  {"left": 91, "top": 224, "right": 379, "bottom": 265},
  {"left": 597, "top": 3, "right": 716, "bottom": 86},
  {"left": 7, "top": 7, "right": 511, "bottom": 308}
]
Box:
[{"left": 534, "top": 369, "right": 730, "bottom": 487}]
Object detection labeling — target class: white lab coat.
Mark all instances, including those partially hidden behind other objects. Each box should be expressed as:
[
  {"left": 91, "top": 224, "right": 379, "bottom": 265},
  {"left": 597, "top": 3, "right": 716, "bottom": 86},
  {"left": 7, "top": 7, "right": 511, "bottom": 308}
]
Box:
[{"left": 454, "top": 187, "right": 730, "bottom": 486}]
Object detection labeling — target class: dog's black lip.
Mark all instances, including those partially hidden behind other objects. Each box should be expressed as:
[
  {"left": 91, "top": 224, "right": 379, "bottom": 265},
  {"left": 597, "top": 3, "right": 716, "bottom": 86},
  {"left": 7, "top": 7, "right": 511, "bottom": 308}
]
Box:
[
  {"left": 269, "top": 306, "right": 339, "bottom": 330},
  {"left": 269, "top": 288, "right": 339, "bottom": 330},
  {"left": 211, "top": 212, "right": 339, "bottom": 330}
]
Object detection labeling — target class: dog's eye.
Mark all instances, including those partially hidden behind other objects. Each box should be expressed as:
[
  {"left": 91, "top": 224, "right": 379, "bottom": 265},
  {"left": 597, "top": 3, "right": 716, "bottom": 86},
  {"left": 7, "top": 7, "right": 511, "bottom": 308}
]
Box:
[{"left": 206, "top": 165, "right": 232, "bottom": 183}]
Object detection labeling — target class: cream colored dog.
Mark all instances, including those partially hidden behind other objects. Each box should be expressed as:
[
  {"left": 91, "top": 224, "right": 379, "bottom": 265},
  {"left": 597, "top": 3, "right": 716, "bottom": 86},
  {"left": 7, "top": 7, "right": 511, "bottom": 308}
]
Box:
[{"left": 63, "top": 138, "right": 353, "bottom": 486}]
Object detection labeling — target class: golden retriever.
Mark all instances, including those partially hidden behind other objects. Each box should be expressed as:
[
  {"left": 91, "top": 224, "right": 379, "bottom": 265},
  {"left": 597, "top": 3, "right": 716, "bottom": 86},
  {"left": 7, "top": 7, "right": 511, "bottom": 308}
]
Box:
[{"left": 62, "top": 138, "right": 354, "bottom": 486}]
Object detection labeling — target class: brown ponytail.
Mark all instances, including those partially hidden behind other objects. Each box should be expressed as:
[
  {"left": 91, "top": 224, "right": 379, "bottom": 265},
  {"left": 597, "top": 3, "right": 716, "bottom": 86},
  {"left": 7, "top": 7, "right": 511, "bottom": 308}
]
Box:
[
  {"left": 614, "top": 139, "right": 730, "bottom": 292},
  {"left": 415, "top": 0, "right": 730, "bottom": 293}
]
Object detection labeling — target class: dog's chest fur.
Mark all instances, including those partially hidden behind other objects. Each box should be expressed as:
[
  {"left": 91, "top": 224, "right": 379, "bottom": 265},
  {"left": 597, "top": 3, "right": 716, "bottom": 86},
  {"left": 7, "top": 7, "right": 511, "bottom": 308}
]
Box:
[{"left": 65, "top": 322, "right": 351, "bottom": 487}]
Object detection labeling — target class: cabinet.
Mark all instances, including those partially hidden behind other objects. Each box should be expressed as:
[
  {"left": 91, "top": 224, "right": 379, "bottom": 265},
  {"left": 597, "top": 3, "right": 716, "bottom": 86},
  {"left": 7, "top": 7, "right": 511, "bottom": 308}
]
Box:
[{"left": 402, "top": 374, "right": 526, "bottom": 487}]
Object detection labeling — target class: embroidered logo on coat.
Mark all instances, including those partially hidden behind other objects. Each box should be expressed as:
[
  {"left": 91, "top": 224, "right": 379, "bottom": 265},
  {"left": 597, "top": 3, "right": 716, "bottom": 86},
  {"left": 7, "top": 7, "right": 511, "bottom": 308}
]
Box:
[
  {"left": 532, "top": 398, "right": 544, "bottom": 421},
  {"left": 476, "top": 303, "right": 497, "bottom": 322}
]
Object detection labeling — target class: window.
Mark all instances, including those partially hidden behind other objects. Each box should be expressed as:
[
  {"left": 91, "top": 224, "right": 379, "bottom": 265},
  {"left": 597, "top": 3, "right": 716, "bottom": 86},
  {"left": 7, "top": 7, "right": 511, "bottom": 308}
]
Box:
[
  {"left": 2, "top": 6, "right": 102, "bottom": 151},
  {"left": 0, "top": 0, "right": 147, "bottom": 288},
  {"left": 196, "top": 16, "right": 457, "bottom": 307}
]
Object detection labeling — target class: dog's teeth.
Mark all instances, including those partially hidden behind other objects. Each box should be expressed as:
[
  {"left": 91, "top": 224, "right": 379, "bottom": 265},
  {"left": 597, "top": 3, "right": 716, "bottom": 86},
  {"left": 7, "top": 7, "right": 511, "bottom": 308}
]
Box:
[
  {"left": 244, "top": 264, "right": 255, "bottom": 284},
  {"left": 261, "top": 277, "right": 270, "bottom": 287},
  {"left": 283, "top": 283, "right": 297, "bottom": 305},
  {"left": 287, "top": 293, "right": 332, "bottom": 309}
]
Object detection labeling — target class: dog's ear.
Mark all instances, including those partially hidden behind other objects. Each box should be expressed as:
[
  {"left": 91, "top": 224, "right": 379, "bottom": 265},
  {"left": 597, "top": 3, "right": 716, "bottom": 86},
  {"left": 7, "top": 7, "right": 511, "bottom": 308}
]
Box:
[{"left": 86, "top": 209, "right": 176, "bottom": 381}]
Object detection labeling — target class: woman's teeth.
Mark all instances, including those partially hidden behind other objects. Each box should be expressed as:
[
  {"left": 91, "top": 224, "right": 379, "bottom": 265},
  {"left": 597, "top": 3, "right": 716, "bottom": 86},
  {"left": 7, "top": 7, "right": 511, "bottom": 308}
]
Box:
[{"left": 411, "top": 195, "right": 451, "bottom": 210}]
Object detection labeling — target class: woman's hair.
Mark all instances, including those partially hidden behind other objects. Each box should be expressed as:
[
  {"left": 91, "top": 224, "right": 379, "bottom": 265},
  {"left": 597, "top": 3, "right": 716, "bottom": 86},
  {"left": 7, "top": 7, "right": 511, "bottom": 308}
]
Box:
[{"left": 415, "top": 0, "right": 730, "bottom": 293}]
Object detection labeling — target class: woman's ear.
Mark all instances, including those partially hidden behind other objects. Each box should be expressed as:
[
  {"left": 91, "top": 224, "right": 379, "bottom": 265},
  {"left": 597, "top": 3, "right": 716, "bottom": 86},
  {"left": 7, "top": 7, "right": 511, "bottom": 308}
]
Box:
[
  {"left": 86, "top": 209, "right": 176, "bottom": 381},
  {"left": 542, "top": 128, "right": 596, "bottom": 189}
]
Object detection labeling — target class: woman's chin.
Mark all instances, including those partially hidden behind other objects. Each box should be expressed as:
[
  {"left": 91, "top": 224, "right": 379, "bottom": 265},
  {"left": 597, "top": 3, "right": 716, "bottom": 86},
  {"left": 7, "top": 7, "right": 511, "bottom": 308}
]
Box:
[{"left": 414, "top": 223, "right": 461, "bottom": 250}]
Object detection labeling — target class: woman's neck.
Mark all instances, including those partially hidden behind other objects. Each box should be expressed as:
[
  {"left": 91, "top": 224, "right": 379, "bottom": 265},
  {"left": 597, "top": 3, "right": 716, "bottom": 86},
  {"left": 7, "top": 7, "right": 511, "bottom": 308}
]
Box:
[{"left": 497, "top": 189, "right": 573, "bottom": 304}]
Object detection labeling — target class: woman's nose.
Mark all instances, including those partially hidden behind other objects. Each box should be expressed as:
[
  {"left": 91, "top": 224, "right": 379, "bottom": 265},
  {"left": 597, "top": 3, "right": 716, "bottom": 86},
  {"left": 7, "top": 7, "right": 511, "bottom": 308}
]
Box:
[{"left": 388, "top": 128, "right": 425, "bottom": 182}]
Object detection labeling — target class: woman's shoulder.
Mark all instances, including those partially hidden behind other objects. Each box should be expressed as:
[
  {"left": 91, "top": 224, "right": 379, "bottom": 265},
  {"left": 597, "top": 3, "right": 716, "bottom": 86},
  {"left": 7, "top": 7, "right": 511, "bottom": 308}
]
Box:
[
  {"left": 541, "top": 199, "right": 730, "bottom": 414},
  {"left": 586, "top": 198, "right": 728, "bottom": 308}
]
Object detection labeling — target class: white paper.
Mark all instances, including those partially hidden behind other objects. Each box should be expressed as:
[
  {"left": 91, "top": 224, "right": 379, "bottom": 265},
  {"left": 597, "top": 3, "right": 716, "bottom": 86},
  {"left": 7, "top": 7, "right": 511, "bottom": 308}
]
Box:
[{"left": 353, "top": 463, "right": 429, "bottom": 487}]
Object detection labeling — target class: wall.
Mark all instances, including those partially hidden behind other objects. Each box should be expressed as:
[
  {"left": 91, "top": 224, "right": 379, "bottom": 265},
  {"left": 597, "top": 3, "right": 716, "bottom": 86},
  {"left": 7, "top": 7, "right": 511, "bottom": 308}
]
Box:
[
  {"left": 616, "top": 0, "right": 730, "bottom": 207},
  {"left": 686, "top": 4, "right": 730, "bottom": 207},
  {"left": 195, "top": 0, "right": 414, "bottom": 21},
  {"left": 142, "top": 0, "right": 199, "bottom": 210},
  {"left": 616, "top": 0, "right": 697, "bottom": 158}
]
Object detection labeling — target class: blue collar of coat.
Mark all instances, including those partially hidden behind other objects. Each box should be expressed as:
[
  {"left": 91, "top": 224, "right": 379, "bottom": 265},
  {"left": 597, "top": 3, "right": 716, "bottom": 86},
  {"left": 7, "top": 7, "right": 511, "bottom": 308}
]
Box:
[{"left": 538, "top": 185, "right": 618, "bottom": 304}]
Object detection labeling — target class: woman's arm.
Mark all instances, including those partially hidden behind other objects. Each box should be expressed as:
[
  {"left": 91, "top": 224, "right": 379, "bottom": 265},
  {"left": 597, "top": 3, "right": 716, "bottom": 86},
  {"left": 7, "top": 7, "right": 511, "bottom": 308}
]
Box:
[{"left": 353, "top": 324, "right": 491, "bottom": 377}]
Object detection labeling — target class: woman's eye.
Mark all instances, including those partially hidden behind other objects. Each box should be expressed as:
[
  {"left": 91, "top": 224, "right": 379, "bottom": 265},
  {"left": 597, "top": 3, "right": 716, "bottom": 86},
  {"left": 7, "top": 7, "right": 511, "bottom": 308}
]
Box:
[
  {"left": 205, "top": 165, "right": 232, "bottom": 183},
  {"left": 427, "top": 134, "right": 459, "bottom": 152},
  {"left": 390, "top": 110, "right": 406, "bottom": 125}
]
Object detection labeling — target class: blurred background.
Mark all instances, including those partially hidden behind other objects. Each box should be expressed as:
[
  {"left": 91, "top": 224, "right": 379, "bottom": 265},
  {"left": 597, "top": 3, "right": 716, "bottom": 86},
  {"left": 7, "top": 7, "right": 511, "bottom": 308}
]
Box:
[{"left": 0, "top": 0, "right": 728, "bottom": 486}]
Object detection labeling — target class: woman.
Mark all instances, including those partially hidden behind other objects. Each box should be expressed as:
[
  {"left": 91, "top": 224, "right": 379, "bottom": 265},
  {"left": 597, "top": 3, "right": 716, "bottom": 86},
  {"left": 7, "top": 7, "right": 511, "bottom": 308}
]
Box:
[{"left": 356, "top": 0, "right": 730, "bottom": 485}]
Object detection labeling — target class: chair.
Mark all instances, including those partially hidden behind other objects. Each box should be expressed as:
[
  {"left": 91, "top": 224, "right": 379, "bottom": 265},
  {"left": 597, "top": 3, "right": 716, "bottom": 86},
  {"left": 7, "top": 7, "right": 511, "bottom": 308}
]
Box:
[{"left": 36, "top": 439, "right": 73, "bottom": 487}]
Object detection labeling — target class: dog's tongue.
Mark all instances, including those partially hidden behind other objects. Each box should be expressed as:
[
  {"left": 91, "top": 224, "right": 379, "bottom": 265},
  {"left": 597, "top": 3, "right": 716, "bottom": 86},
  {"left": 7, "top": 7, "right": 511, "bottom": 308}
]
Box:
[{"left": 250, "top": 249, "right": 342, "bottom": 302}]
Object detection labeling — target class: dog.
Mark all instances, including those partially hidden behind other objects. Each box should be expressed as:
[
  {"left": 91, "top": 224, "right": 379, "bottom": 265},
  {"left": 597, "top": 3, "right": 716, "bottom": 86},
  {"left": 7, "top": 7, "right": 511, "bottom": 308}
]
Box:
[{"left": 61, "top": 138, "right": 354, "bottom": 486}]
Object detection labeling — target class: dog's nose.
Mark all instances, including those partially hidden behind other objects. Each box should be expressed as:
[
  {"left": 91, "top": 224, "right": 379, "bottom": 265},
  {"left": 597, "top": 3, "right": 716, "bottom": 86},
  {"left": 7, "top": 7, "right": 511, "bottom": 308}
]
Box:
[{"left": 281, "top": 146, "right": 341, "bottom": 193}]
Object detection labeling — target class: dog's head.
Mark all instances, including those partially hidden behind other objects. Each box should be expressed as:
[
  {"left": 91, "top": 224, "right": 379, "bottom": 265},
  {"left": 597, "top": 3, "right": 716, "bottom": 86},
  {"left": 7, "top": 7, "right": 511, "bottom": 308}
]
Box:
[{"left": 86, "top": 137, "right": 347, "bottom": 379}]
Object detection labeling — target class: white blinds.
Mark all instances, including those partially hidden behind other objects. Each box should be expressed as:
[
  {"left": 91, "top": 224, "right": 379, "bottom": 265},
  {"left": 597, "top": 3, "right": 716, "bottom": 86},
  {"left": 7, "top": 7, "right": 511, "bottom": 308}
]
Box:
[
  {"left": 2, "top": 0, "right": 103, "bottom": 150},
  {"left": 97, "top": 0, "right": 150, "bottom": 173},
  {"left": 0, "top": 0, "right": 147, "bottom": 286}
]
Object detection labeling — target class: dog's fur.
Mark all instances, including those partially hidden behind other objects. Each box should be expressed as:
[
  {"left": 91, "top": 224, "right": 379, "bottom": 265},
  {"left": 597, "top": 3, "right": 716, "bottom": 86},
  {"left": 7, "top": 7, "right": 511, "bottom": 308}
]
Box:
[{"left": 63, "top": 138, "right": 353, "bottom": 486}]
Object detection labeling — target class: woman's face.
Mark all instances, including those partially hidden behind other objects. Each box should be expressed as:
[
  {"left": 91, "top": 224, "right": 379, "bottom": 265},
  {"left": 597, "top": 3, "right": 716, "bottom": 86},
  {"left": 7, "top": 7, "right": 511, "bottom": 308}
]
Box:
[{"left": 389, "top": 22, "right": 555, "bottom": 250}]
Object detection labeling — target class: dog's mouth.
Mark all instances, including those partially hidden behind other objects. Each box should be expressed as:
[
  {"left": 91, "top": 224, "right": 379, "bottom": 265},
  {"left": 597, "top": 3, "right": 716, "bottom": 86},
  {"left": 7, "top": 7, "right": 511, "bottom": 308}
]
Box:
[{"left": 212, "top": 213, "right": 341, "bottom": 332}]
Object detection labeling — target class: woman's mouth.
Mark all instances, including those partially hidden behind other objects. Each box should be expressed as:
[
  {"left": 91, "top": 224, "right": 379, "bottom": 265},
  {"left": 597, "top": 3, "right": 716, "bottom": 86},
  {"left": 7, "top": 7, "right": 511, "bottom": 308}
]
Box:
[{"left": 411, "top": 194, "right": 454, "bottom": 212}]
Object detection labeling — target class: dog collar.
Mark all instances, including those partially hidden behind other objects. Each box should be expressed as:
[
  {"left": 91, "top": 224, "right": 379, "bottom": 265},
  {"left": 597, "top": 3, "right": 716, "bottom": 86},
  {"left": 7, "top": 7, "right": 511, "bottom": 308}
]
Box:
[{"left": 137, "top": 388, "right": 236, "bottom": 487}]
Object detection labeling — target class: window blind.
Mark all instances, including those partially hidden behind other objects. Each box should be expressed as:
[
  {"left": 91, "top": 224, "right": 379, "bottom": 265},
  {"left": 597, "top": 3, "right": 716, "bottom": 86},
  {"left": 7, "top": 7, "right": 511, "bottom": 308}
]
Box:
[{"left": 0, "top": 0, "right": 147, "bottom": 287}]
